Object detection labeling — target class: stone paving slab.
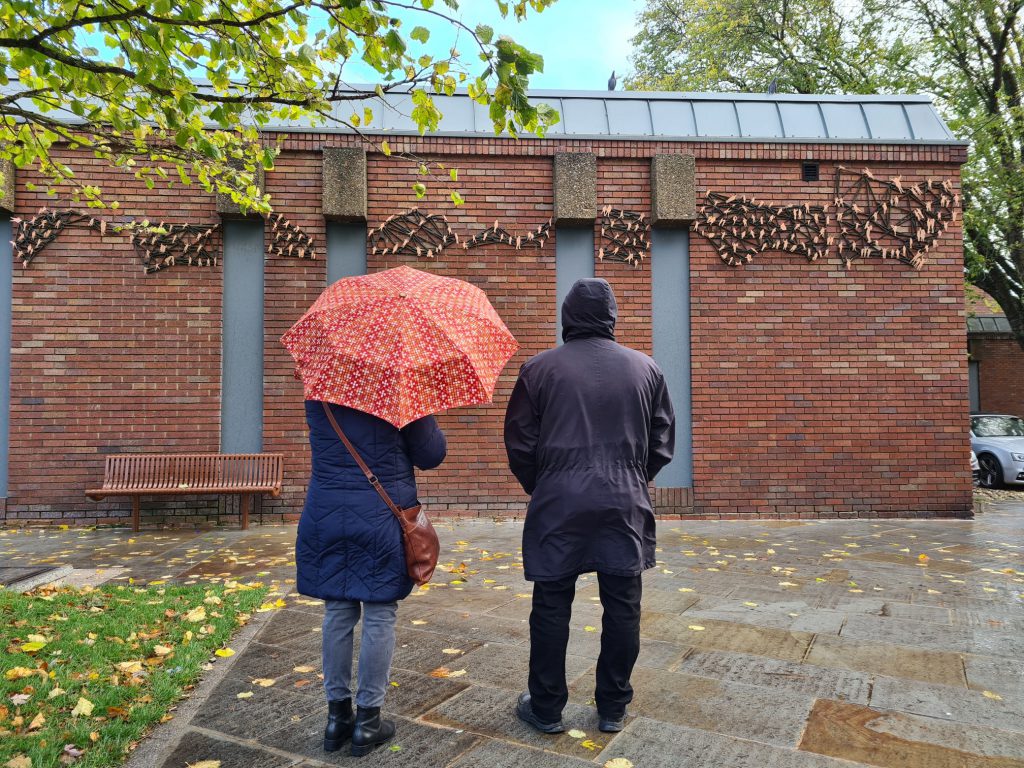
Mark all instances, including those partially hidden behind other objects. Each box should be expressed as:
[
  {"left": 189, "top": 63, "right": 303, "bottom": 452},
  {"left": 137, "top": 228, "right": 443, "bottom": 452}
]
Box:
[
  {"left": 569, "top": 665, "right": 816, "bottom": 748},
  {"left": 260, "top": 714, "right": 480, "bottom": 767},
  {"left": 447, "top": 740, "right": 595, "bottom": 768},
  {"left": 804, "top": 633, "right": 968, "bottom": 687},
  {"left": 422, "top": 686, "right": 609, "bottom": 760},
  {"left": 599, "top": 718, "right": 861, "bottom": 768},
  {"left": 162, "top": 729, "right": 297, "bottom": 768},
  {"left": 799, "top": 699, "right": 1024, "bottom": 767},
  {"left": 673, "top": 649, "right": 873, "bottom": 704}
]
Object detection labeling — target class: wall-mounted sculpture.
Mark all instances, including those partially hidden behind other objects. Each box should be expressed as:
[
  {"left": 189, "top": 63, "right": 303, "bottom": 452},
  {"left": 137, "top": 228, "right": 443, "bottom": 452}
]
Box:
[
  {"left": 693, "top": 168, "right": 958, "bottom": 269},
  {"left": 597, "top": 207, "right": 650, "bottom": 266},
  {"left": 833, "top": 166, "right": 958, "bottom": 268},
  {"left": 268, "top": 213, "right": 317, "bottom": 261},
  {"left": 463, "top": 220, "right": 551, "bottom": 250},
  {"left": 12, "top": 208, "right": 318, "bottom": 272},
  {"left": 694, "top": 193, "right": 830, "bottom": 267},
  {"left": 368, "top": 209, "right": 458, "bottom": 259},
  {"left": 12, "top": 209, "right": 104, "bottom": 268},
  {"left": 128, "top": 222, "right": 220, "bottom": 273}
]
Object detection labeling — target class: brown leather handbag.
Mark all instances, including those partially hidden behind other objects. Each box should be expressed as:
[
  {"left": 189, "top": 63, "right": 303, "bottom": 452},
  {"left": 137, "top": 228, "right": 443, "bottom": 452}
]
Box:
[{"left": 322, "top": 402, "right": 440, "bottom": 586}]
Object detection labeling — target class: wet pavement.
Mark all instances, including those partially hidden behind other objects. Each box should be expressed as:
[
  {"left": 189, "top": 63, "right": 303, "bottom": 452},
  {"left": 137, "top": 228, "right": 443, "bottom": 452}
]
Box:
[{"left": 2, "top": 500, "right": 1023, "bottom": 768}]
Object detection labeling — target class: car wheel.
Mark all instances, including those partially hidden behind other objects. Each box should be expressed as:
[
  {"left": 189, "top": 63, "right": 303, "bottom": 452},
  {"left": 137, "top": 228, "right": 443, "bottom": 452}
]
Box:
[{"left": 977, "top": 454, "right": 1003, "bottom": 489}]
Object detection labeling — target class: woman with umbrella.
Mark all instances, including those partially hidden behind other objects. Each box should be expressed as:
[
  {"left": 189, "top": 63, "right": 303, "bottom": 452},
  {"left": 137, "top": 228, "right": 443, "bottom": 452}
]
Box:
[{"left": 282, "top": 265, "right": 518, "bottom": 757}]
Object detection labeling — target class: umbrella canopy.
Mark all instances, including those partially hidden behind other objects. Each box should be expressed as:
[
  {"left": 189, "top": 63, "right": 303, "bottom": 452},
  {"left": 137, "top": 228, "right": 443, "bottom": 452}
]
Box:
[{"left": 281, "top": 265, "right": 519, "bottom": 428}]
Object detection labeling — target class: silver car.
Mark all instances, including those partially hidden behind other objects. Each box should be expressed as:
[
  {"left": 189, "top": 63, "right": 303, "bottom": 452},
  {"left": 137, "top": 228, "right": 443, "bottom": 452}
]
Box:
[{"left": 970, "top": 414, "right": 1024, "bottom": 488}]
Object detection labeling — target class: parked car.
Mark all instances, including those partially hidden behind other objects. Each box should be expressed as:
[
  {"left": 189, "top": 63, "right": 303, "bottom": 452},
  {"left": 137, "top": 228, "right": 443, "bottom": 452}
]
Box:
[{"left": 970, "top": 414, "right": 1024, "bottom": 488}]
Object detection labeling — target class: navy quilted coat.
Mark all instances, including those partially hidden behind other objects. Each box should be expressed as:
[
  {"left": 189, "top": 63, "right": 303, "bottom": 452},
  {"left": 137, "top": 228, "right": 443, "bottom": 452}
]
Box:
[{"left": 296, "top": 401, "right": 447, "bottom": 603}]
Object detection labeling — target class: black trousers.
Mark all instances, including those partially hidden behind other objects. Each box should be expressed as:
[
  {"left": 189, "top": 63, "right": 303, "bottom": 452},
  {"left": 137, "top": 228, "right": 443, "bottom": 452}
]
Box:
[{"left": 528, "top": 572, "right": 642, "bottom": 722}]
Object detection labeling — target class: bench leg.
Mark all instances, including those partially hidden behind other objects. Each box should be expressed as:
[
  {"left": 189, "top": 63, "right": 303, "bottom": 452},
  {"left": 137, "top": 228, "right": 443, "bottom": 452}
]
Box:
[
  {"left": 132, "top": 497, "right": 141, "bottom": 533},
  {"left": 240, "top": 493, "right": 250, "bottom": 531}
]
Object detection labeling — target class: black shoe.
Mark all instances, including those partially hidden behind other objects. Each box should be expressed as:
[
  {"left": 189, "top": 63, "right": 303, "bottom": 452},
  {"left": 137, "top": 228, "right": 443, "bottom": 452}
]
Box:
[
  {"left": 598, "top": 711, "right": 627, "bottom": 733},
  {"left": 350, "top": 706, "right": 396, "bottom": 757},
  {"left": 323, "top": 698, "right": 354, "bottom": 752},
  {"left": 515, "top": 692, "right": 565, "bottom": 734}
]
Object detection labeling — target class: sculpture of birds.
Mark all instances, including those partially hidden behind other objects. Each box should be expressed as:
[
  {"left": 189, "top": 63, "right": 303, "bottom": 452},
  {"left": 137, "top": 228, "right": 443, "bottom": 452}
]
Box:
[
  {"left": 608, "top": 71, "right": 617, "bottom": 91},
  {"left": 768, "top": 78, "right": 778, "bottom": 94}
]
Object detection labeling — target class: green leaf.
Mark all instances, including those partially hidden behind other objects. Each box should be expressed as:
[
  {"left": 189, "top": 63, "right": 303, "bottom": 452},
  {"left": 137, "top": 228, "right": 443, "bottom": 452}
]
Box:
[
  {"left": 413, "top": 182, "right": 427, "bottom": 198},
  {"left": 449, "top": 168, "right": 458, "bottom": 182},
  {"left": 381, "top": 140, "right": 391, "bottom": 156},
  {"left": 450, "top": 190, "right": 464, "bottom": 206},
  {"left": 411, "top": 26, "right": 430, "bottom": 44},
  {"left": 475, "top": 24, "right": 494, "bottom": 44}
]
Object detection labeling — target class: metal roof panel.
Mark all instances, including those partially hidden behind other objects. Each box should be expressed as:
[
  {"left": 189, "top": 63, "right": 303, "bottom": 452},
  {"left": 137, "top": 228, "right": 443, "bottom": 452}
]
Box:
[
  {"left": 862, "top": 103, "right": 913, "bottom": 140},
  {"left": 693, "top": 100, "right": 740, "bottom": 137},
  {"left": 607, "top": 98, "right": 653, "bottom": 136},
  {"left": 736, "top": 102, "right": 784, "bottom": 138},
  {"left": 561, "top": 98, "right": 610, "bottom": 135},
  {"left": 820, "top": 103, "right": 871, "bottom": 140},
  {"left": 778, "top": 102, "right": 828, "bottom": 139},
  {"left": 649, "top": 100, "right": 696, "bottom": 136},
  {"left": 904, "top": 102, "right": 954, "bottom": 140}
]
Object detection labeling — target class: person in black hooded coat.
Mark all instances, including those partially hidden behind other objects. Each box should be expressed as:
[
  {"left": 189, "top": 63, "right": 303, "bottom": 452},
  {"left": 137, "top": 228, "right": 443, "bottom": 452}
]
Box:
[{"left": 504, "top": 277, "right": 675, "bottom": 734}]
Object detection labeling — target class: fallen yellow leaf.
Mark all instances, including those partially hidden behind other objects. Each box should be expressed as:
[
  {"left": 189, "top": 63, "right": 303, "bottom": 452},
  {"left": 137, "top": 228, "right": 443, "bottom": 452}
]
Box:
[
  {"left": 568, "top": 729, "right": 586, "bottom": 738},
  {"left": 293, "top": 665, "right": 315, "bottom": 673},
  {"left": 236, "top": 692, "right": 254, "bottom": 700},
  {"left": 27, "top": 712, "right": 44, "bottom": 731},
  {"left": 5, "top": 756, "right": 32, "bottom": 768},
  {"left": 441, "top": 649, "right": 463, "bottom": 655},
  {"left": 252, "top": 678, "right": 276, "bottom": 687},
  {"left": 214, "top": 648, "right": 235, "bottom": 658},
  {"left": 688, "top": 625, "right": 706, "bottom": 631},
  {"left": 584, "top": 626, "right": 597, "bottom": 632},
  {"left": 604, "top": 759, "right": 634, "bottom": 768},
  {"left": 71, "top": 697, "right": 94, "bottom": 717},
  {"left": 982, "top": 690, "right": 1003, "bottom": 700},
  {"left": 185, "top": 761, "right": 222, "bottom": 768},
  {"left": 184, "top": 606, "right": 207, "bottom": 623},
  {"left": 153, "top": 644, "right": 173, "bottom": 656},
  {"left": 19, "top": 642, "right": 46, "bottom": 654}
]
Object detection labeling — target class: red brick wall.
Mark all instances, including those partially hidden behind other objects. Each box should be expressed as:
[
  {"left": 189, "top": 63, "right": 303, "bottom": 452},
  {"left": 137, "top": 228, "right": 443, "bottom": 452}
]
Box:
[
  {"left": 691, "top": 159, "right": 971, "bottom": 518},
  {"left": 7, "top": 152, "right": 223, "bottom": 526},
  {"left": 2, "top": 136, "right": 972, "bottom": 525},
  {"left": 970, "top": 335, "right": 1024, "bottom": 416}
]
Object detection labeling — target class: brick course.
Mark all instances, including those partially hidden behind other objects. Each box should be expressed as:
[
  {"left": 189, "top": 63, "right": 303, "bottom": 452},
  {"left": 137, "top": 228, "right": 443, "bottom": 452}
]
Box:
[{"left": 2, "top": 136, "right": 972, "bottom": 526}]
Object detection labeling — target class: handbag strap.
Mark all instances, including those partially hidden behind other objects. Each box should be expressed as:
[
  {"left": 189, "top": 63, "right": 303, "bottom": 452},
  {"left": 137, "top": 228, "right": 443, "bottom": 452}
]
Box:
[{"left": 321, "top": 402, "right": 405, "bottom": 518}]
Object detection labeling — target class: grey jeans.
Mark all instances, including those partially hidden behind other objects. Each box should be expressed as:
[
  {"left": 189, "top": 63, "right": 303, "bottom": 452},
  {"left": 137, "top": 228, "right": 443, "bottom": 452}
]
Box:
[{"left": 322, "top": 599, "right": 398, "bottom": 708}]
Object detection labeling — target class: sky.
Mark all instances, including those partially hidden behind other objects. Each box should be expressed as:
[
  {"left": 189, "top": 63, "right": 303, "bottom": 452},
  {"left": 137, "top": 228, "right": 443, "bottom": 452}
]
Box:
[{"left": 340, "top": 0, "right": 645, "bottom": 91}]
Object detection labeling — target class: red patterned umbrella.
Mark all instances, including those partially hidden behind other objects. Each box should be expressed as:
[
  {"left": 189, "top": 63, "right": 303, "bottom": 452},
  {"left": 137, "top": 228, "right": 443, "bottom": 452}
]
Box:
[{"left": 281, "top": 265, "right": 519, "bottom": 428}]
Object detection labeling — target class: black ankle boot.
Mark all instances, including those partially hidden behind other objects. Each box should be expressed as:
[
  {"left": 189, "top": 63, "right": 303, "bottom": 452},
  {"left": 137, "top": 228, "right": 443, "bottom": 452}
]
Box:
[
  {"left": 323, "top": 698, "right": 354, "bottom": 752},
  {"left": 350, "top": 705, "right": 396, "bottom": 757}
]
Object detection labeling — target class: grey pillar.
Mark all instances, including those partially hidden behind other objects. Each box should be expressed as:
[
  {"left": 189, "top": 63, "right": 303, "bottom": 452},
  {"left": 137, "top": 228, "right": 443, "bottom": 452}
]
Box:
[
  {"left": 651, "top": 228, "right": 692, "bottom": 486},
  {"left": 221, "top": 220, "right": 265, "bottom": 452},
  {"left": 0, "top": 217, "right": 10, "bottom": 495},
  {"left": 555, "top": 227, "right": 595, "bottom": 343},
  {"left": 326, "top": 223, "right": 367, "bottom": 284}
]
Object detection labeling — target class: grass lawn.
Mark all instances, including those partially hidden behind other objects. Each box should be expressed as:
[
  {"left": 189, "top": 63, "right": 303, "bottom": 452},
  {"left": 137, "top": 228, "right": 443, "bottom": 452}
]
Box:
[{"left": 0, "top": 581, "right": 269, "bottom": 768}]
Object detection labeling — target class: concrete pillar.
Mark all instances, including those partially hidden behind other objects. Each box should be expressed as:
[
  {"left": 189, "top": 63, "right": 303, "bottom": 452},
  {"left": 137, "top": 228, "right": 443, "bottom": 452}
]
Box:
[
  {"left": 651, "top": 154, "right": 696, "bottom": 226},
  {"left": 553, "top": 153, "right": 597, "bottom": 225},
  {"left": 322, "top": 148, "right": 368, "bottom": 222}
]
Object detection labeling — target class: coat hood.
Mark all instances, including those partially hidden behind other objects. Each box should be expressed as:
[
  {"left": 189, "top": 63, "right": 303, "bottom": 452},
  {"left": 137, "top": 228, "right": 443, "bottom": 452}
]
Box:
[{"left": 561, "top": 278, "right": 618, "bottom": 342}]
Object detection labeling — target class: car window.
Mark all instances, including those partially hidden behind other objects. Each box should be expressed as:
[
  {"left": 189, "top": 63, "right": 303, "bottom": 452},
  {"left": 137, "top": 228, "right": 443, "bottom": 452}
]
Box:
[{"left": 972, "top": 416, "right": 1024, "bottom": 437}]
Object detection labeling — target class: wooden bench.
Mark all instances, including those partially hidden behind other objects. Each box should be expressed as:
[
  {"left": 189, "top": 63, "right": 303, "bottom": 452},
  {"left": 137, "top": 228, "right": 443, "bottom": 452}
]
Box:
[{"left": 86, "top": 453, "right": 284, "bottom": 532}]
